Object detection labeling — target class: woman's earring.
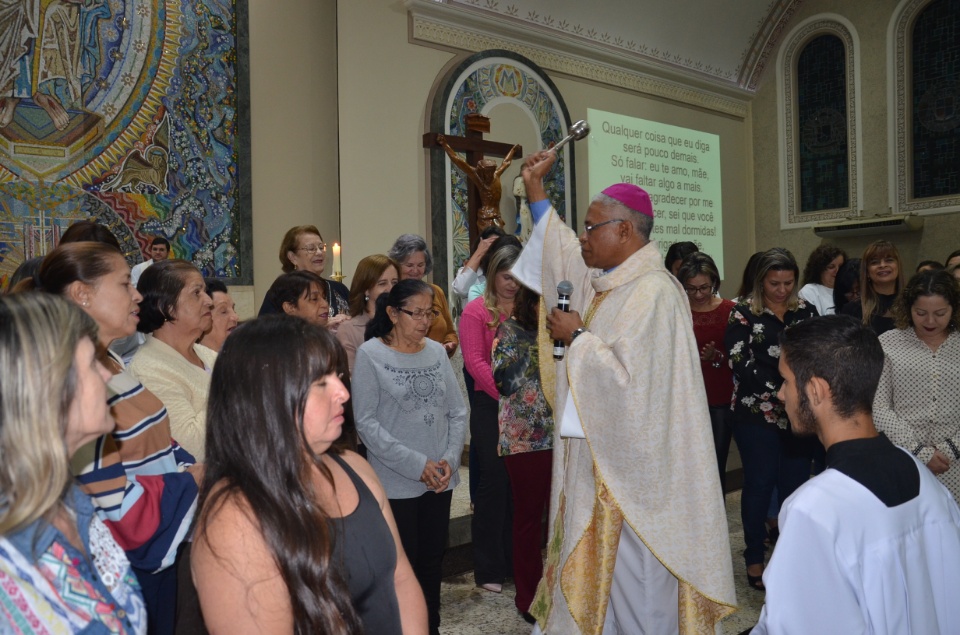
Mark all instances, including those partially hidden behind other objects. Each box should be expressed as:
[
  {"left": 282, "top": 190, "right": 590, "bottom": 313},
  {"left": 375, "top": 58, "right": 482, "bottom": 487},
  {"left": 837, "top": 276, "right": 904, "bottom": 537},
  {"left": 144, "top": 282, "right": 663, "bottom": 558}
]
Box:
[{"left": 364, "top": 294, "right": 369, "bottom": 302}]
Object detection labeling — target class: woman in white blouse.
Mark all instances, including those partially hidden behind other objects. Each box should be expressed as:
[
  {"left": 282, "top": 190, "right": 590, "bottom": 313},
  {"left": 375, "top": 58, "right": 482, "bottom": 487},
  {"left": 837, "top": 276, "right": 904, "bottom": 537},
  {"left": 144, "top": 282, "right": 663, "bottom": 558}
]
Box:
[
  {"left": 798, "top": 244, "right": 846, "bottom": 316},
  {"left": 874, "top": 269, "right": 960, "bottom": 499}
]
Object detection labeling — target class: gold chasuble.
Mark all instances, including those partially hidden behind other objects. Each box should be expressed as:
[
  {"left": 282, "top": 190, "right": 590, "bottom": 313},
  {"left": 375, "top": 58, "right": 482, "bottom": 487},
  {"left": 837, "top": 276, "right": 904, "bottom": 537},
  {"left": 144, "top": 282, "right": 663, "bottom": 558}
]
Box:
[{"left": 516, "top": 208, "right": 736, "bottom": 634}]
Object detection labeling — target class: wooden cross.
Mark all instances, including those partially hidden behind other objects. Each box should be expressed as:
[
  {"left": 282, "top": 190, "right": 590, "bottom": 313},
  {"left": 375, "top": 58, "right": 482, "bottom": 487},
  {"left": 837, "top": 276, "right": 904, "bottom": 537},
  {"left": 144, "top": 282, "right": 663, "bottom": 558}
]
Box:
[{"left": 423, "top": 113, "right": 522, "bottom": 250}]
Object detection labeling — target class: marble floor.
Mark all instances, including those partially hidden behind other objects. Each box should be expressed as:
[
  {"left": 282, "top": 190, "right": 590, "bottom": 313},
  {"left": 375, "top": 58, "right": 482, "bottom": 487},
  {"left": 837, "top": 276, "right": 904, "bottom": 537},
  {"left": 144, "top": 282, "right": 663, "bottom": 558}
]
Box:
[{"left": 439, "top": 489, "right": 764, "bottom": 635}]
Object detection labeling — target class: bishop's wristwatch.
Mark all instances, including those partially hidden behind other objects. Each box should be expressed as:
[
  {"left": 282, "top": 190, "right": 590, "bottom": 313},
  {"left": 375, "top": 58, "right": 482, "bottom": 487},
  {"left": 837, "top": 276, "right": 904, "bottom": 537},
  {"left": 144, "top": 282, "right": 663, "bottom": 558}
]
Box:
[{"left": 569, "top": 327, "right": 587, "bottom": 343}]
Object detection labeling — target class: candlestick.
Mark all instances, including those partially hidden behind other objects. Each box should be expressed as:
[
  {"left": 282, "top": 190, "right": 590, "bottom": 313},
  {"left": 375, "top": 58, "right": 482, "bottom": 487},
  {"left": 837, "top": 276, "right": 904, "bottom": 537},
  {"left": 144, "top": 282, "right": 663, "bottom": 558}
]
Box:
[{"left": 332, "top": 242, "right": 342, "bottom": 276}]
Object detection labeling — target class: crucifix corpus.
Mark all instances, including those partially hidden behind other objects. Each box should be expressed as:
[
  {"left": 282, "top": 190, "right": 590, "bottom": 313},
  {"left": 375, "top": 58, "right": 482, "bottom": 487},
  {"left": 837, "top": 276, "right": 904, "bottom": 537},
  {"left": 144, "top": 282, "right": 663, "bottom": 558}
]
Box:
[{"left": 423, "top": 114, "right": 521, "bottom": 250}]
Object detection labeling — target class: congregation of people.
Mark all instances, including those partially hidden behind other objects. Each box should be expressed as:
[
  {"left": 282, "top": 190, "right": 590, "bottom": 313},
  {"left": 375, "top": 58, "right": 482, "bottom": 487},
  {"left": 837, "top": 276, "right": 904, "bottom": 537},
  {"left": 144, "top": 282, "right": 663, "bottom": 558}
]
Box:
[{"left": 3, "top": 169, "right": 960, "bottom": 634}]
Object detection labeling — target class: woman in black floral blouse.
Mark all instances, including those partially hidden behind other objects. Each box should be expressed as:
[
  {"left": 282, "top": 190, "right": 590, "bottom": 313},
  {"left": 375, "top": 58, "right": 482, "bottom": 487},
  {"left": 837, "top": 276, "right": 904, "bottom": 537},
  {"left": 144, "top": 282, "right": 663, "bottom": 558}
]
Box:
[{"left": 724, "top": 248, "right": 819, "bottom": 591}]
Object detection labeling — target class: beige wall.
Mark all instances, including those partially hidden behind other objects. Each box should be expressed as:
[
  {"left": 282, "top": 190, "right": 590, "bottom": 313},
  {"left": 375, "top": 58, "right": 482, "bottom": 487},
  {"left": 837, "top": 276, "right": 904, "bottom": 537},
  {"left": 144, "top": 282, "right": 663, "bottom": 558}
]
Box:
[
  {"left": 751, "top": 0, "right": 960, "bottom": 276},
  {"left": 247, "top": 0, "right": 340, "bottom": 312},
  {"left": 336, "top": 0, "right": 754, "bottom": 297}
]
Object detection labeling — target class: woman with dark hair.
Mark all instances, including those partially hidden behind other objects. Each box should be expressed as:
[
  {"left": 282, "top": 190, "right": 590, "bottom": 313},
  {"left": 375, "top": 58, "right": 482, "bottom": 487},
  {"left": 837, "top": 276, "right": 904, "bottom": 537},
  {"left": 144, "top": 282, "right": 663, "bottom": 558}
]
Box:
[
  {"left": 353, "top": 280, "right": 467, "bottom": 635},
  {"left": 0, "top": 293, "right": 147, "bottom": 633},
  {"left": 5, "top": 256, "right": 42, "bottom": 293},
  {"left": 664, "top": 240, "right": 699, "bottom": 276},
  {"left": 677, "top": 252, "right": 735, "bottom": 492},
  {"left": 832, "top": 258, "right": 862, "bottom": 315},
  {"left": 130, "top": 259, "right": 216, "bottom": 459},
  {"left": 388, "top": 234, "right": 458, "bottom": 357},
  {"left": 27, "top": 243, "right": 200, "bottom": 634},
  {"left": 200, "top": 278, "right": 239, "bottom": 352},
  {"left": 798, "top": 244, "right": 846, "bottom": 315},
  {"left": 459, "top": 244, "right": 521, "bottom": 594},
  {"left": 735, "top": 251, "right": 765, "bottom": 300},
  {"left": 725, "top": 248, "right": 819, "bottom": 591},
  {"left": 260, "top": 225, "right": 350, "bottom": 325},
  {"left": 337, "top": 254, "right": 399, "bottom": 372},
  {"left": 262, "top": 270, "right": 331, "bottom": 328},
  {"left": 193, "top": 316, "right": 427, "bottom": 634},
  {"left": 945, "top": 249, "right": 960, "bottom": 269},
  {"left": 840, "top": 240, "right": 904, "bottom": 335},
  {"left": 59, "top": 219, "right": 123, "bottom": 251},
  {"left": 491, "top": 284, "right": 553, "bottom": 622},
  {"left": 874, "top": 270, "right": 960, "bottom": 500}
]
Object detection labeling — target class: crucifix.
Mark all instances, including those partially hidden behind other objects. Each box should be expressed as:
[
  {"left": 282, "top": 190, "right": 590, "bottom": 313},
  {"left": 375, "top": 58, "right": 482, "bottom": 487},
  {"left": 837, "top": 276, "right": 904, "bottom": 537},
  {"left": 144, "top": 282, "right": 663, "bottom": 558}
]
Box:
[{"left": 423, "top": 113, "right": 521, "bottom": 250}]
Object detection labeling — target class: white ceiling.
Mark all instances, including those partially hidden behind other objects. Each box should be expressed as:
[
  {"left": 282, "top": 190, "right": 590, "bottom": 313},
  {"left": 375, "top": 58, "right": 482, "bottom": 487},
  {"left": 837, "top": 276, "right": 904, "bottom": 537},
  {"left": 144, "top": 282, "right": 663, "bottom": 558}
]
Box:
[{"left": 445, "top": 0, "right": 801, "bottom": 91}]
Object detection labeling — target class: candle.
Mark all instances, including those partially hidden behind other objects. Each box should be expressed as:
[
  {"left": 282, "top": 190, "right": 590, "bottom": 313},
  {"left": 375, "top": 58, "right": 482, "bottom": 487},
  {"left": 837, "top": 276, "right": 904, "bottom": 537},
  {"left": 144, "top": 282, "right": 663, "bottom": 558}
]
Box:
[{"left": 332, "top": 242, "right": 341, "bottom": 275}]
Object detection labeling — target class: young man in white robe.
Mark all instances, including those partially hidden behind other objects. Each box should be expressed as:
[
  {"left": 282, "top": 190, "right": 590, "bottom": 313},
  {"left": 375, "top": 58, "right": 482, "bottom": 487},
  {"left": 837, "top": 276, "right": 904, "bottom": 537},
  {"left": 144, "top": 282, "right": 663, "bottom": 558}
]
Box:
[
  {"left": 754, "top": 314, "right": 960, "bottom": 634},
  {"left": 513, "top": 150, "right": 736, "bottom": 634}
]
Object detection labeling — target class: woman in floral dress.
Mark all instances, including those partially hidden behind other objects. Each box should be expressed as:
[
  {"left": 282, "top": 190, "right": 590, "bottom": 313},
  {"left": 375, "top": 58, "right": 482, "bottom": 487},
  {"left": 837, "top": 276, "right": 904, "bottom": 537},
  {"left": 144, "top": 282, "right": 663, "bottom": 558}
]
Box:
[{"left": 724, "top": 248, "right": 818, "bottom": 591}]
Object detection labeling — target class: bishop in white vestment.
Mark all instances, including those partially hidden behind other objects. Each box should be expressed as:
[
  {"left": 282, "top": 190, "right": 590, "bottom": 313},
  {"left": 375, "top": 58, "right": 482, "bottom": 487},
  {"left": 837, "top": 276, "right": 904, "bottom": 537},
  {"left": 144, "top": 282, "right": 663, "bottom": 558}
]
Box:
[{"left": 513, "top": 151, "right": 736, "bottom": 634}]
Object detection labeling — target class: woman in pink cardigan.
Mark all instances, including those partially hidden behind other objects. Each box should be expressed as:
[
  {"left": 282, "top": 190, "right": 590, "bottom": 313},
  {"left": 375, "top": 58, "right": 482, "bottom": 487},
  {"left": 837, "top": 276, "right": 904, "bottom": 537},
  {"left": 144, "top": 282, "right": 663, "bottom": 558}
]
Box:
[{"left": 459, "top": 243, "right": 521, "bottom": 594}]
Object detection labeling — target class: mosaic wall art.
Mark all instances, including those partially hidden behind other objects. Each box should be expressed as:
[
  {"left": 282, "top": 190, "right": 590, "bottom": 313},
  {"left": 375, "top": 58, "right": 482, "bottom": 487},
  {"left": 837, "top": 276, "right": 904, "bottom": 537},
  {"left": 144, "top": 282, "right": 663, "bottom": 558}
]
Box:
[
  {"left": 0, "top": 0, "right": 251, "bottom": 287},
  {"left": 428, "top": 50, "right": 574, "bottom": 292}
]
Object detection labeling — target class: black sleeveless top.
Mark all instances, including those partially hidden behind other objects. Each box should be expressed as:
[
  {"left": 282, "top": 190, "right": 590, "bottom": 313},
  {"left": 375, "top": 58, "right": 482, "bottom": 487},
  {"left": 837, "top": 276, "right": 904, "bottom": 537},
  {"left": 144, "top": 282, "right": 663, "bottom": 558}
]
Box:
[{"left": 328, "top": 454, "right": 402, "bottom": 634}]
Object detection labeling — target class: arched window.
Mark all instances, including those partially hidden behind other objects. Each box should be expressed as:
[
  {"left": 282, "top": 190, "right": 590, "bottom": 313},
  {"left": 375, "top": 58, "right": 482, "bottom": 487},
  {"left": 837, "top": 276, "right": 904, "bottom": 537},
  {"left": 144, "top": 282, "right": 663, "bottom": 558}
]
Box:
[
  {"left": 778, "top": 17, "right": 860, "bottom": 227},
  {"left": 893, "top": 0, "right": 960, "bottom": 211}
]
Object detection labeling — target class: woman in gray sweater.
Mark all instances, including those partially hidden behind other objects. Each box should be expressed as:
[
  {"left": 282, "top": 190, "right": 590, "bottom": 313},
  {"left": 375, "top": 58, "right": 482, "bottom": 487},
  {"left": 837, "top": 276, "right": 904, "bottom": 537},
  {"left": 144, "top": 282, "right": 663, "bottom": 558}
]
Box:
[{"left": 353, "top": 279, "right": 468, "bottom": 635}]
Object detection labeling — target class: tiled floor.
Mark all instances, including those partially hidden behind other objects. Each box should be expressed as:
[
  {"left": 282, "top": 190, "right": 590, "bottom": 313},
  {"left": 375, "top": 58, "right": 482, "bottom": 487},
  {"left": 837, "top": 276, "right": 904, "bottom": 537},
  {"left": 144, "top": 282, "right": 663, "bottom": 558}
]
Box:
[{"left": 439, "top": 489, "right": 765, "bottom": 635}]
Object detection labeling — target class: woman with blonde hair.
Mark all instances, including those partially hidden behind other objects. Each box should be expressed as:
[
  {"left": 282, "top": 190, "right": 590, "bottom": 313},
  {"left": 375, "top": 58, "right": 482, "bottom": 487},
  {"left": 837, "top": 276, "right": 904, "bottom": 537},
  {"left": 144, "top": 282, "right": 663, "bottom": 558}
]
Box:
[
  {"left": 0, "top": 293, "right": 147, "bottom": 633},
  {"left": 459, "top": 243, "right": 521, "bottom": 594},
  {"left": 840, "top": 240, "right": 904, "bottom": 335},
  {"left": 725, "top": 247, "right": 819, "bottom": 591}
]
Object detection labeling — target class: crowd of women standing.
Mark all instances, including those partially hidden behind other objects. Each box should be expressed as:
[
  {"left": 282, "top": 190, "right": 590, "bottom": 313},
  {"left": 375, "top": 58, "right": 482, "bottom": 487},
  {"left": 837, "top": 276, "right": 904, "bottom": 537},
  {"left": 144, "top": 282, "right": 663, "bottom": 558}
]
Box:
[
  {"left": 675, "top": 239, "right": 960, "bottom": 595},
  {"left": 2, "top": 216, "right": 958, "bottom": 634}
]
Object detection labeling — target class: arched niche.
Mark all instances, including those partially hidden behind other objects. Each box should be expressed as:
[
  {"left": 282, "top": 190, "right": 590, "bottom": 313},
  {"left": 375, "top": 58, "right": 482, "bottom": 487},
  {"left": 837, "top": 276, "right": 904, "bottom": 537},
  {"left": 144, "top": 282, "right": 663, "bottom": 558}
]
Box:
[{"left": 426, "top": 50, "right": 576, "bottom": 293}]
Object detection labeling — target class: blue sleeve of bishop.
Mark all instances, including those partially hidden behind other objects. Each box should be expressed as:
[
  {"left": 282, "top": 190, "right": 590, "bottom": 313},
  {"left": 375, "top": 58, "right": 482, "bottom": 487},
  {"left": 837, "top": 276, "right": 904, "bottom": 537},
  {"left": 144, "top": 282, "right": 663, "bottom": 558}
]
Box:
[{"left": 530, "top": 199, "right": 550, "bottom": 224}]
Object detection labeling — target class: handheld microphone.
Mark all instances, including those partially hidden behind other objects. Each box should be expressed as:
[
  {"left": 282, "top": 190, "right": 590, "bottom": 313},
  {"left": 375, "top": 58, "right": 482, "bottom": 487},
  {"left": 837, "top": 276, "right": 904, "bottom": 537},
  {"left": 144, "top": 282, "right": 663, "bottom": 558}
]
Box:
[{"left": 554, "top": 280, "right": 574, "bottom": 360}]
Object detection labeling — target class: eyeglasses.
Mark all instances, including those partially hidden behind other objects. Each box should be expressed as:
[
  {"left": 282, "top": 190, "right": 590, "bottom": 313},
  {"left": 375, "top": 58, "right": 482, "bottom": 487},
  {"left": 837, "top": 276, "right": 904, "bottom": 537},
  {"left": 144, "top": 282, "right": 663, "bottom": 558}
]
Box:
[
  {"left": 297, "top": 243, "right": 326, "bottom": 254},
  {"left": 582, "top": 218, "right": 627, "bottom": 234},
  {"left": 398, "top": 308, "right": 440, "bottom": 322},
  {"left": 684, "top": 284, "right": 714, "bottom": 296}
]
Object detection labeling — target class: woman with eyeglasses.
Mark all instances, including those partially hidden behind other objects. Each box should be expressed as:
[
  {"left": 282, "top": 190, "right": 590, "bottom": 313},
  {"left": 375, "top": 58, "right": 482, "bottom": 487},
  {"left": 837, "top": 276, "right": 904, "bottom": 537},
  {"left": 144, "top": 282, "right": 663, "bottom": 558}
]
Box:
[
  {"left": 388, "top": 234, "right": 458, "bottom": 357},
  {"left": 353, "top": 279, "right": 468, "bottom": 635},
  {"left": 259, "top": 225, "right": 350, "bottom": 328},
  {"left": 677, "top": 252, "right": 735, "bottom": 494},
  {"left": 459, "top": 244, "right": 521, "bottom": 595}
]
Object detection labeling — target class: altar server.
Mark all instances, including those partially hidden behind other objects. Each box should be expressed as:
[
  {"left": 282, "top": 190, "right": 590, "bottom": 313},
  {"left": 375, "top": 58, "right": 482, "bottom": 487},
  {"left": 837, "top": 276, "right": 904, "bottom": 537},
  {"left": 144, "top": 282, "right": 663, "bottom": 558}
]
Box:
[{"left": 754, "top": 314, "right": 960, "bottom": 634}]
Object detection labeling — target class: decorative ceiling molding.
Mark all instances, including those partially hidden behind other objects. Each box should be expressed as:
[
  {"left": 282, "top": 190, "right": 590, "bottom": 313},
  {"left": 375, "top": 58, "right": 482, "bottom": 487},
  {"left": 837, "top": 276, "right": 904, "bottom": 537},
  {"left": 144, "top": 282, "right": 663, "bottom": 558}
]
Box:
[
  {"left": 407, "top": 0, "right": 751, "bottom": 119},
  {"left": 740, "top": 0, "right": 807, "bottom": 90}
]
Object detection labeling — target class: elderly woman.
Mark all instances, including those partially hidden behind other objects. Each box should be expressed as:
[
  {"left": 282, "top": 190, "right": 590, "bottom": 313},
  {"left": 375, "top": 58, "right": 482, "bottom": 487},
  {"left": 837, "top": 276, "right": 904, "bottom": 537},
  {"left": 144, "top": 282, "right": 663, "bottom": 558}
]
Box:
[
  {"left": 130, "top": 259, "right": 217, "bottom": 460},
  {"left": 353, "top": 280, "right": 467, "bottom": 635},
  {"left": 798, "top": 244, "right": 846, "bottom": 316},
  {"left": 841, "top": 240, "right": 904, "bottom": 335},
  {"left": 459, "top": 244, "right": 521, "bottom": 594},
  {"left": 388, "top": 234, "right": 458, "bottom": 356},
  {"left": 874, "top": 270, "right": 960, "bottom": 500},
  {"left": 262, "top": 270, "right": 331, "bottom": 328},
  {"left": 337, "top": 254, "right": 399, "bottom": 373},
  {"left": 725, "top": 248, "right": 819, "bottom": 591},
  {"left": 0, "top": 293, "right": 147, "bottom": 633},
  {"left": 199, "top": 278, "right": 239, "bottom": 352},
  {"left": 677, "top": 252, "right": 735, "bottom": 491},
  {"left": 260, "top": 225, "right": 350, "bottom": 327},
  {"left": 28, "top": 243, "right": 200, "bottom": 633},
  {"left": 193, "top": 316, "right": 427, "bottom": 634},
  {"left": 491, "top": 284, "right": 553, "bottom": 622}
]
